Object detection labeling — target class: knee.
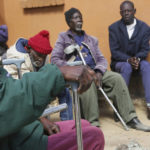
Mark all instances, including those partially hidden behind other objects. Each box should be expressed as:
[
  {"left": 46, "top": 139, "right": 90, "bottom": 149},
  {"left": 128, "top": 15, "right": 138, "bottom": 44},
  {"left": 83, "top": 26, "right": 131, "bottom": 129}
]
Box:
[
  {"left": 111, "top": 72, "right": 127, "bottom": 87},
  {"left": 91, "top": 127, "right": 104, "bottom": 139},
  {"left": 112, "top": 72, "right": 124, "bottom": 82},
  {"left": 81, "top": 119, "right": 91, "bottom": 126},
  {"left": 82, "top": 126, "right": 105, "bottom": 150},
  {"left": 121, "top": 63, "right": 132, "bottom": 74},
  {"left": 88, "top": 127, "right": 105, "bottom": 148},
  {"left": 140, "top": 60, "right": 150, "bottom": 71}
]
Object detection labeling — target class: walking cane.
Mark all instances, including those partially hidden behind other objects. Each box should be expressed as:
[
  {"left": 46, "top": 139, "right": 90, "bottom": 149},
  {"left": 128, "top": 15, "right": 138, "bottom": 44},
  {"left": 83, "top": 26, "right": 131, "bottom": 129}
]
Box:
[{"left": 74, "top": 45, "right": 129, "bottom": 131}]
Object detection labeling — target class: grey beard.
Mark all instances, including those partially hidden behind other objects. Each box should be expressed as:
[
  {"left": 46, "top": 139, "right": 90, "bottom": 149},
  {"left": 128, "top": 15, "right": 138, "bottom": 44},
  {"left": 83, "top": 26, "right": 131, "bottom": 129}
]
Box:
[{"left": 29, "top": 54, "right": 43, "bottom": 69}]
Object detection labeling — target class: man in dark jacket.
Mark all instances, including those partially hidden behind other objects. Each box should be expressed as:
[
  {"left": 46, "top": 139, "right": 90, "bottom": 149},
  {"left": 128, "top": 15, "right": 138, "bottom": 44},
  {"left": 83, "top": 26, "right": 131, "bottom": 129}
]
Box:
[{"left": 109, "top": 0, "right": 150, "bottom": 119}]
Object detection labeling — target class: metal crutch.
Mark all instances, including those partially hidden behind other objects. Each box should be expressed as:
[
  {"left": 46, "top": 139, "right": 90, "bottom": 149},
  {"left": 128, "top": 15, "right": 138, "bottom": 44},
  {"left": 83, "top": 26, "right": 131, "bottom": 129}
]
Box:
[
  {"left": 75, "top": 47, "right": 129, "bottom": 131},
  {"left": 70, "top": 82, "right": 83, "bottom": 150},
  {"left": 67, "top": 61, "right": 84, "bottom": 150},
  {"left": 2, "top": 58, "right": 25, "bottom": 79}
]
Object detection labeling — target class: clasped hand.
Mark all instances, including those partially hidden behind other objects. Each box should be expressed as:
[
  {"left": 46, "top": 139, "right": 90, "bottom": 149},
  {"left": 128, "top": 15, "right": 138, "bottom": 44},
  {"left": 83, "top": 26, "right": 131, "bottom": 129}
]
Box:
[{"left": 128, "top": 57, "right": 140, "bottom": 70}]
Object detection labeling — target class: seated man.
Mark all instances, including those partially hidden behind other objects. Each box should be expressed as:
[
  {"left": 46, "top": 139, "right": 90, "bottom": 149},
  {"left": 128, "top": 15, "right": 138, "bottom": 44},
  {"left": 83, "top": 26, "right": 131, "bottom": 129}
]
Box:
[
  {"left": 51, "top": 7, "right": 150, "bottom": 131},
  {"left": 0, "top": 62, "right": 105, "bottom": 150},
  {"left": 109, "top": 0, "right": 150, "bottom": 119},
  {"left": 4, "top": 30, "right": 73, "bottom": 121},
  {"left": 4, "top": 30, "right": 53, "bottom": 77}
]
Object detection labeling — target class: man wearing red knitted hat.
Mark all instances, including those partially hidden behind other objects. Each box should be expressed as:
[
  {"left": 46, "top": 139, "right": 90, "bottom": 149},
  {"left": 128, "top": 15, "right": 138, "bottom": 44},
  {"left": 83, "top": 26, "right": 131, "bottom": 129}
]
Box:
[
  {"left": 4, "top": 30, "right": 52, "bottom": 78},
  {"left": 4, "top": 30, "right": 73, "bottom": 122}
]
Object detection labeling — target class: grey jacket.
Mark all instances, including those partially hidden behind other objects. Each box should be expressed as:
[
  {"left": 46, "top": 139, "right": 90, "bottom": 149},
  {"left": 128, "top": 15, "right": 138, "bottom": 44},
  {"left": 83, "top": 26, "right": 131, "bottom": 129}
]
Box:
[{"left": 51, "top": 30, "right": 107, "bottom": 74}]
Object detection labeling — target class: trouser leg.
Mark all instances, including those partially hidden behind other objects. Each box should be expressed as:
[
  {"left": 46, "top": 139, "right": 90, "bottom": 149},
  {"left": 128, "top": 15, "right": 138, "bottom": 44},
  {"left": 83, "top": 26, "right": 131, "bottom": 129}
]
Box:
[
  {"left": 47, "top": 120, "right": 105, "bottom": 150},
  {"left": 102, "top": 71, "right": 137, "bottom": 123},
  {"left": 58, "top": 88, "right": 73, "bottom": 120},
  {"left": 79, "top": 82, "right": 100, "bottom": 127},
  {"left": 140, "top": 60, "right": 150, "bottom": 103},
  {"left": 115, "top": 62, "right": 132, "bottom": 86}
]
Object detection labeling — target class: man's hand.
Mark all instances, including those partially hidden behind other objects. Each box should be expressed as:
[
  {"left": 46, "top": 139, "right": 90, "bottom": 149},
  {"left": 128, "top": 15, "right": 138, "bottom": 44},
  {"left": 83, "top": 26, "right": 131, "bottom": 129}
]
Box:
[
  {"left": 59, "top": 65, "right": 95, "bottom": 94},
  {"left": 40, "top": 117, "right": 60, "bottom": 136},
  {"left": 95, "top": 72, "right": 103, "bottom": 87},
  {"left": 128, "top": 57, "right": 140, "bottom": 70}
]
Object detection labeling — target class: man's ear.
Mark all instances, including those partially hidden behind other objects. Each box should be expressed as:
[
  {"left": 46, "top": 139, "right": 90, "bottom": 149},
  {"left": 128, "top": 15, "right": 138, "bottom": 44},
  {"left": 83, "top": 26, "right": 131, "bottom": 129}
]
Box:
[
  {"left": 134, "top": 8, "right": 136, "bottom": 15},
  {"left": 25, "top": 45, "right": 31, "bottom": 53},
  {"left": 120, "top": 10, "right": 122, "bottom": 17}
]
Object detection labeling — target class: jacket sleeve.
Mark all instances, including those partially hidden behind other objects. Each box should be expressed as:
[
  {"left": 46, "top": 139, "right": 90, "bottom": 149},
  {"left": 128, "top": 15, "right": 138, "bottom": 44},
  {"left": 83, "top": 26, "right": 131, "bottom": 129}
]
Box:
[
  {"left": 0, "top": 64, "right": 65, "bottom": 138},
  {"left": 135, "top": 27, "right": 150, "bottom": 59},
  {"left": 109, "top": 26, "right": 130, "bottom": 61},
  {"left": 92, "top": 38, "right": 108, "bottom": 74},
  {"left": 51, "top": 33, "right": 68, "bottom": 66}
]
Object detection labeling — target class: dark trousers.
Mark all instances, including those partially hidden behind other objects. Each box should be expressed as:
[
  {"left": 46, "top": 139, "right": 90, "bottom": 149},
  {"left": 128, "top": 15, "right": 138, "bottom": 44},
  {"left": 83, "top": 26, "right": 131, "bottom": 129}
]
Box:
[{"left": 115, "top": 60, "right": 150, "bottom": 103}]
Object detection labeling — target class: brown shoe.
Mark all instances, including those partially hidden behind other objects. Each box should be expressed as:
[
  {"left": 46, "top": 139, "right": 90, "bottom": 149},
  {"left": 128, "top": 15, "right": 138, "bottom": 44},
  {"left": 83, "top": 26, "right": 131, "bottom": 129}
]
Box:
[{"left": 147, "top": 106, "right": 150, "bottom": 119}]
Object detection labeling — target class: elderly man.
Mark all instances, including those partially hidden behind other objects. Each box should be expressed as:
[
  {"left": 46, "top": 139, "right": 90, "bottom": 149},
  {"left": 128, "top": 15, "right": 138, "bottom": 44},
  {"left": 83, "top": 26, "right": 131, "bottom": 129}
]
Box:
[
  {"left": 4, "top": 30, "right": 73, "bottom": 121},
  {"left": 4, "top": 30, "right": 52, "bottom": 78},
  {"left": 0, "top": 62, "right": 105, "bottom": 150},
  {"left": 109, "top": 0, "right": 150, "bottom": 119},
  {"left": 51, "top": 7, "right": 150, "bottom": 131}
]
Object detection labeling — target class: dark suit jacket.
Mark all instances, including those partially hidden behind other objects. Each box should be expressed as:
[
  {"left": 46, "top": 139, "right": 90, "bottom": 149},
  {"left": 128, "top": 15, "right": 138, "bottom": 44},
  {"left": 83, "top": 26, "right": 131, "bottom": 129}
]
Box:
[{"left": 109, "top": 19, "right": 150, "bottom": 70}]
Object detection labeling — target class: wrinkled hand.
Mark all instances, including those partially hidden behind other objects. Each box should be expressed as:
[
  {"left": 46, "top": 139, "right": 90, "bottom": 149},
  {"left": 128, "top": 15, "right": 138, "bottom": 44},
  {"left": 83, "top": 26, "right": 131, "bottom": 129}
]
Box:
[
  {"left": 40, "top": 117, "right": 60, "bottom": 136},
  {"left": 84, "top": 66, "right": 103, "bottom": 88},
  {"left": 128, "top": 57, "right": 140, "bottom": 70},
  {"left": 95, "top": 72, "right": 103, "bottom": 87},
  {"left": 59, "top": 65, "right": 95, "bottom": 94}
]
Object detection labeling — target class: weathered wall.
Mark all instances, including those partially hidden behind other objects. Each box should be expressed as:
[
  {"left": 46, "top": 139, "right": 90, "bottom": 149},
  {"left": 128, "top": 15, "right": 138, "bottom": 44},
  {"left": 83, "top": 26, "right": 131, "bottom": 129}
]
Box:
[
  {"left": 1, "top": 0, "right": 150, "bottom": 66},
  {"left": 0, "top": 0, "right": 5, "bottom": 24}
]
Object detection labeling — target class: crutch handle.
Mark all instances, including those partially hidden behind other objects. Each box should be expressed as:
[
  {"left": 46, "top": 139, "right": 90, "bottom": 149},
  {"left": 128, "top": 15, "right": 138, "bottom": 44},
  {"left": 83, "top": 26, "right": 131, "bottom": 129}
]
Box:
[
  {"left": 2, "top": 58, "right": 25, "bottom": 79},
  {"left": 66, "top": 61, "right": 83, "bottom": 66},
  {"left": 2, "top": 58, "right": 25, "bottom": 68},
  {"left": 41, "top": 103, "right": 68, "bottom": 117}
]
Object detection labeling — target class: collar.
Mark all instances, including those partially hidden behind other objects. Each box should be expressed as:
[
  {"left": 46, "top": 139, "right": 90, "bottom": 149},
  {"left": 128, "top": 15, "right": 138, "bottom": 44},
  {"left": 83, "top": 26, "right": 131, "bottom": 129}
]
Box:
[
  {"left": 126, "top": 18, "right": 137, "bottom": 29},
  {"left": 15, "top": 38, "right": 28, "bottom": 53},
  {"left": 66, "top": 30, "right": 90, "bottom": 44}
]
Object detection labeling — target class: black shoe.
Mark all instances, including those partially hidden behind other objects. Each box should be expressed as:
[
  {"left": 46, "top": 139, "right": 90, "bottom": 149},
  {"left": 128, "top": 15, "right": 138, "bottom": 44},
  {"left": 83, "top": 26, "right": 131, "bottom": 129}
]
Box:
[{"left": 127, "top": 117, "right": 150, "bottom": 132}]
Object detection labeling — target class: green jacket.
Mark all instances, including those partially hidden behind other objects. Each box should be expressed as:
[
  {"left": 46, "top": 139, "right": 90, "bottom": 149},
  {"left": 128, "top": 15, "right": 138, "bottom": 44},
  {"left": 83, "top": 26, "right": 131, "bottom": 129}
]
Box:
[{"left": 0, "top": 64, "right": 65, "bottom": 150}]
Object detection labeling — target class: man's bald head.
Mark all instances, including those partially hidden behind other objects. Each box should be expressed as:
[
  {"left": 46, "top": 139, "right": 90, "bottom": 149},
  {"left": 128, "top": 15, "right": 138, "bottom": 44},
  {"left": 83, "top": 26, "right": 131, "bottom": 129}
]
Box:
[{"left": 120, "top": 0, "right": 136, "bottom": 25}]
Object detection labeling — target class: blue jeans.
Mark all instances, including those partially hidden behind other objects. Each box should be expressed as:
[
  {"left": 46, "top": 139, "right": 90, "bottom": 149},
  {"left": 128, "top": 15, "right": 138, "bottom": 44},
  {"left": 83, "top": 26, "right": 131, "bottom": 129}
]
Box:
[
  {"left": 115, "top": 60, "right": 150, "bottom": 103},
  {"left": 58, "top": 88, "right": 73, "bottom": 120}
]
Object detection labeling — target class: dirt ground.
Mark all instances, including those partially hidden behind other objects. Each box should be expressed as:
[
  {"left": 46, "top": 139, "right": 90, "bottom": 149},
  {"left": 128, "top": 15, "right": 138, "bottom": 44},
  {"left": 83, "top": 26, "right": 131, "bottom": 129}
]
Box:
[
  {"left": 100, "top": 99, "right": 150, "bottom": 150},
  {"left": 50, "top": 98, "right": 150, "bottom": 150}
]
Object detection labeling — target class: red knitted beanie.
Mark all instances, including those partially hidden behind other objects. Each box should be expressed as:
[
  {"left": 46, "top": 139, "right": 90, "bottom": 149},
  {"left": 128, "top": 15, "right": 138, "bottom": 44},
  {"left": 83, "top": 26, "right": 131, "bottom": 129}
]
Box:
[{"left": 28, "top": 30, "right": 53, "bottom": 55}]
